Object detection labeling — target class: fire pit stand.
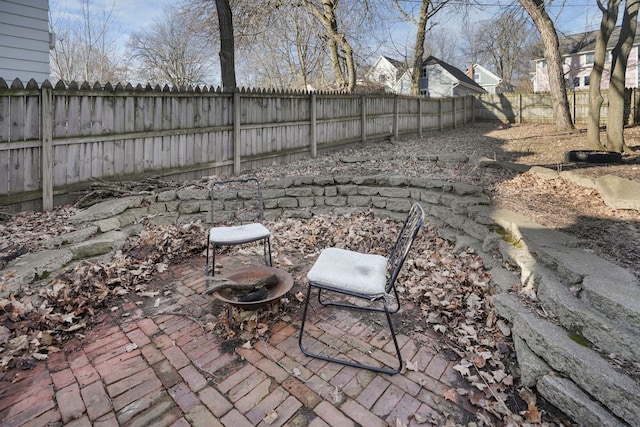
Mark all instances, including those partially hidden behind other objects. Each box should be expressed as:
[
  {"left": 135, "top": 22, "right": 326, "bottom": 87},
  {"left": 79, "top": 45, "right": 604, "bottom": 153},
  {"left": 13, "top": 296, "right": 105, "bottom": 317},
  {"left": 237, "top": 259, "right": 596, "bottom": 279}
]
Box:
[{"left": 209, "top": 266, "right": 293, "bottom": 327}]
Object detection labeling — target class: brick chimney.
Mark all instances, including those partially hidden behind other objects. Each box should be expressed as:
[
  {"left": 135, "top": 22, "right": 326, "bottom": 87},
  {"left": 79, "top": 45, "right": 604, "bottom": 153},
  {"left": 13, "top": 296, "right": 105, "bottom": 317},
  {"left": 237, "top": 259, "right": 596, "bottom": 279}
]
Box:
[{"left": 468, "top": 63, "right": 474, "bottom": 80}]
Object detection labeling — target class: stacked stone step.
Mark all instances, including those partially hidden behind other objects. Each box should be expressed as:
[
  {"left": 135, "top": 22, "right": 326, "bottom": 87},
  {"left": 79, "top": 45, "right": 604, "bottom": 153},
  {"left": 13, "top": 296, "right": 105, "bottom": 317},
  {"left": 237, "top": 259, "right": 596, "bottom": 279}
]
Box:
[{"left": 489, "top": 209, "right": 640, "bottom": 426}]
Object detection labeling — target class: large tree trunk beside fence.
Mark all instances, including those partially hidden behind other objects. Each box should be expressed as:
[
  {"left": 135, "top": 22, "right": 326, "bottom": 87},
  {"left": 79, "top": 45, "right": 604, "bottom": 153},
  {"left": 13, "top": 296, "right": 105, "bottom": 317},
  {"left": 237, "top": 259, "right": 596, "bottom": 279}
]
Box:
[
  {"left": 606, "top": 0, "right": 639, "bottom": 153},
  {"left": 587, "top": 0, "right": 621, "bottom": 150},
  {"left": 519, "top": 0, "right": 574, "bottom": 132}
]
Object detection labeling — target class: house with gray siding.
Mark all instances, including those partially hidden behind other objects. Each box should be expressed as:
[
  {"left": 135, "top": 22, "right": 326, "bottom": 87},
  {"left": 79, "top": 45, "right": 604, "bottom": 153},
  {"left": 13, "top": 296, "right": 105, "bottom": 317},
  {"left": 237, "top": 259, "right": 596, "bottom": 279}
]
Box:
[
  {"left": 466, "top": 63, "right": 515, "bottom": 94},
  {"left": 419, "top": 56, "right": 486, "bottom": 97},
  {"left": 0, "top": 0, "right": 51, "bottom": 85}
]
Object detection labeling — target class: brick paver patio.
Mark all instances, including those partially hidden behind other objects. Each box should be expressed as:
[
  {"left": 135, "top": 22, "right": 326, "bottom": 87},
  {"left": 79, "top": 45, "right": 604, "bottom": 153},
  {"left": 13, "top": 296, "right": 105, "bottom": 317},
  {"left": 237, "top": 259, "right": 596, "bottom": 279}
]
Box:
[{"left": 0, "top": 254, "right": 475, "bottom": 426}]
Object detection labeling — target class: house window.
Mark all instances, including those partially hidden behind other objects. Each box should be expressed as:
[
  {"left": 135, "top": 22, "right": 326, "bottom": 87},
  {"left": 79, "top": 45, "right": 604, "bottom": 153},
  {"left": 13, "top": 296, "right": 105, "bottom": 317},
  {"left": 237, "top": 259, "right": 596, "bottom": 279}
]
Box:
[
  {"left": 379, "top": 74, "right": 387, "bottom": 84},
  {"left": 585, "top": 53, "right": 594, "bottom": 64},
  {"left": 573, "top": 76, "right": 580, "bottom": 87},
  {"left": 541, "top": 60, "right": 547, "bottom": 68},
  {"left": 420, "top": 67, "right": 427, "bottom": 78},
  {"left": 474, "top": 72, "right": 480, "bottom": 82},
  {"left": 583, "top": 76, "right": 590, "bottom": 86}
]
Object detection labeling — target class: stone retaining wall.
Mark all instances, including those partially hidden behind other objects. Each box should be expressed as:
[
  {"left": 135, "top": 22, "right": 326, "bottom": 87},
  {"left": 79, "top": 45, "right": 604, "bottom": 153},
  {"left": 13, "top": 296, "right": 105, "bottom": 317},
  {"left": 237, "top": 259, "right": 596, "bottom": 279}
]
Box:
[{"left": 2, "top": 171, "right": 639, "bottom": 426}]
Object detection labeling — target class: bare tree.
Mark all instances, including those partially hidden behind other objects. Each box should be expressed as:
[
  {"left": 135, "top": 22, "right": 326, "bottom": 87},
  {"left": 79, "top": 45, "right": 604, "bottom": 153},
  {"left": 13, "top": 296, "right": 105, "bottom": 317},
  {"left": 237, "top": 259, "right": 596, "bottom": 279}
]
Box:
[
  {"left": 49, "top": 0, "right": 129, "bottom": 84},
  {"left": 248, "top": 8, "right": 324, "bottom": 89},
  {"left": 392, "top": 0, "right": 458, "bottom": 96},
  {"left": 297, "top": 0, "right": 356, "bottom": 92},
  {"left": 605, "top": 0, "right": 640, "bottom": 153},
  {"left": 127, "top": 6, "right": 216, "bottom": 87},
  {"left": 465, "top": 11, "right": 537, "bottom": 85},
  {"left": 519, "top": 0, "right": 574, "bottom": 131},
  {"left": 215, "top": 0, "right": 236, "bottom": 91},
  {"left": 587, "top": 0, "right": 621, "bottom": 150}
]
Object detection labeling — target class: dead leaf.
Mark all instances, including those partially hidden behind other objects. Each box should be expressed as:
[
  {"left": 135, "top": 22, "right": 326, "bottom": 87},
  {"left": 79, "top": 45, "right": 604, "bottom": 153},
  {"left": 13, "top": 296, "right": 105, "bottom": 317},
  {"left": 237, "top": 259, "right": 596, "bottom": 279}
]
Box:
[
  {"left": 331, "top": 386, "right": 342, "bottom": 403},
  {"left": 394, "top": 417, "right": 408, "bottom": 427},
  {"left": 125, "top": 343, "right": 138, "bottom": 353},
  {"left": 405, "top": 360, "right": 419, "bottom": 371},
  {"left": 413, "top": 413, "right": 427, "bottom": 424},
  {"left": 137, "top": 291, "right": 160, "bottom": 297},
  {"left": 61, "top": 312, "right": 75, "bottom": 324},
  {"left": 518, "top": 387, "right": 537, "bottom": 406},
  {"left": 472, "top": 354, "right": 486, "bottom": 368},
  {"left": 443, "top": 388, "right": 458, "bottom": 403},
  {"left": 524, "top": 402, "right": 542, "bottom": 423},
  {"left": 263, "top": 409, "right": 278, "bottom": 425}
]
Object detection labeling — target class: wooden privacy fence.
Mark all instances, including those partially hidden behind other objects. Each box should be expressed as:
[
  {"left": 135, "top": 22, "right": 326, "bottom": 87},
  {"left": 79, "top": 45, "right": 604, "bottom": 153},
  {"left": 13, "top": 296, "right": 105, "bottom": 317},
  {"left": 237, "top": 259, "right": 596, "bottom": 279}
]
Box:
[
  {"left": 0, "top": 79, "right": 474, "bottom": 211},
  {"left": 475, "top": 88, "right": 640, "bottom": 125}
]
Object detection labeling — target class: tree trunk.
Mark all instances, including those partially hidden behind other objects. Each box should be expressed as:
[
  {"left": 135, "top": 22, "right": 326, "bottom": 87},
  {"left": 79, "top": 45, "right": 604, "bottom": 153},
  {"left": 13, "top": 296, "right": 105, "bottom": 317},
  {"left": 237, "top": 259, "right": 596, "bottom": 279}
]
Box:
[
  {"left": 519, "top": 0, "right": 574, "bottom": 131},
  {"left": 309, "top": 0, "right": 355, "bottom": 92},
  {"left": 588, "top": 0, "right": 621, "bottom": 150},
  {"left": 410, "top": 1, "right": 429, "bottom": 96},
  {"left": 215, "top": 0, "right": 236, "bottom": 92},
  {"left": 606, "top": 0, "right": 640, "bottom": 153}
]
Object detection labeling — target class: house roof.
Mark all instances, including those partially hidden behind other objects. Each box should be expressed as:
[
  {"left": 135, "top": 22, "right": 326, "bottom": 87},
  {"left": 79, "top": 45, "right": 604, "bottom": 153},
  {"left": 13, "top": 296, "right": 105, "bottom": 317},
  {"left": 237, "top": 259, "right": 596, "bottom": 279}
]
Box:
[
  {"left": 422, "top": 56, "right": 486, "bottom": 92},
  {"left": 382, "top": 56, "right": 408, "bottom": 71},
  {"left": 556, "top": 25, "right": 640, "bottom": 56}
]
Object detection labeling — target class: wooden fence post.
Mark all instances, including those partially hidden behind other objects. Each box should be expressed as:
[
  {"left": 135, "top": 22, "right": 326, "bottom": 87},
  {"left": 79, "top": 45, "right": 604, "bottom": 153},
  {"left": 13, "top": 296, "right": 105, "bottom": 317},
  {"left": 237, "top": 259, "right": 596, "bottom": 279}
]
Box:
[
  {"left": 233, "top": 90, "right": 241, "bottom": 175},
  {"left": 518, "top": 94, "right": 523, "bottom": 124},
  {"left": 393, "top": 95, "right": 399, "bottom": 139},
  {"left": 453, "top": 98, "right": 457, "bottom": 128},
  {"left": 361, "top": 95, "right": 367, "bottom": 144},
  {"left": 41, "top": 85, "right": 53, "bottom": 211},
  {"left": 418, "top": 97, "right": 423, "bottom": 137},
  {"left": 438, "top": 99, "right": 443, "bottom": 131},
  {"left": 311, "top": 94, "right": 317, "bottom": 157}
]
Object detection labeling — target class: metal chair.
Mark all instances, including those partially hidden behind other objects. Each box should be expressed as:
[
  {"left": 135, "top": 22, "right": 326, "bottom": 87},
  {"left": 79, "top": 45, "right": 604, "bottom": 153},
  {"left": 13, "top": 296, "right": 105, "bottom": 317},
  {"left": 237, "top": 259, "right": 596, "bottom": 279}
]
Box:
[
  {"left": 298, "top": 203, "right": 424, "bottom": 374},
  {"left": 205, "top": 177, "right": 272, "bottom": 277}
]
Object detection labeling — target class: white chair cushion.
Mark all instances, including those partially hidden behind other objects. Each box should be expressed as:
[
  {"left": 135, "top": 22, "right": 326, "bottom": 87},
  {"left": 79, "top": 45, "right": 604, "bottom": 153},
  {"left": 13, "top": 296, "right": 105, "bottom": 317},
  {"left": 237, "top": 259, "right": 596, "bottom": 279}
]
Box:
[
  {"left": 307, "top": 247, "right": 388, "bottom": 296},
  {"left": 209, "top": 223, "right": 270, "bottom": 245}
]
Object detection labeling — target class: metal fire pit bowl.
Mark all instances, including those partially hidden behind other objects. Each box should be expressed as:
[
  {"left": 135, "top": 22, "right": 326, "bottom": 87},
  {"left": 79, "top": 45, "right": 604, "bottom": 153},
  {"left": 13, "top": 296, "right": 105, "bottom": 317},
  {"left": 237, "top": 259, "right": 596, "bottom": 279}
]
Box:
[{"left": 211, "top": 266, "right": 293, "bottom": 310}]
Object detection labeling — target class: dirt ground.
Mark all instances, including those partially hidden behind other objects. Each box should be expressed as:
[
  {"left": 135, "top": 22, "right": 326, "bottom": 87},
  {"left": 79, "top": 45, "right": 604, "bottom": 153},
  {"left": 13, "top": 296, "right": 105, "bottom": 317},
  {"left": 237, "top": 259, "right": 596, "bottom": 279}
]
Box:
[{"left": 260, "top": 122, "right": 640, "bottom": 279}]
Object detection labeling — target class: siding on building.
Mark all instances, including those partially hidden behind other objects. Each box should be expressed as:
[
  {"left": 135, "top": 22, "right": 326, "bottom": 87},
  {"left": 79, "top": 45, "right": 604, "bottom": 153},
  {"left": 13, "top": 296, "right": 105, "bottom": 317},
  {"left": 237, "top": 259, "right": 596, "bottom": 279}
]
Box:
[{"left": 0, "top": 0, "right": 50, "bottom": 84}]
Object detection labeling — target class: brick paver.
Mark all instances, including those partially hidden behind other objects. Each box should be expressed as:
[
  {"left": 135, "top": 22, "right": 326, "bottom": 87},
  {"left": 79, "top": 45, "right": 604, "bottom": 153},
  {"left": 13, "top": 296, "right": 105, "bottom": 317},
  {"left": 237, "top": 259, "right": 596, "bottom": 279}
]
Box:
[{"left": 0, "top": 256, "right": 480, "bottom": 427}]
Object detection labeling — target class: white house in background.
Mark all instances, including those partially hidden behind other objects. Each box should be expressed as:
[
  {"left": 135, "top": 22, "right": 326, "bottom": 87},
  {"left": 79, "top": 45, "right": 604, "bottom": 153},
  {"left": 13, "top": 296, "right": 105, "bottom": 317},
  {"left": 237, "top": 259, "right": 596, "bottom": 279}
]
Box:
[
  {"left": 419, "top": 56, "right": 486, "bottom": 97},
  {"left": 0, "top": 0, "right": 52, "bottom": 85},
  {"left": 364, "top": 55, "right": 412, "bottom": 95},
  {"left": 533, "top": 26, "right": 640, "bottom": 92},
  {"left": 466, "top": 63, "right": 515, "bottom": 94}
]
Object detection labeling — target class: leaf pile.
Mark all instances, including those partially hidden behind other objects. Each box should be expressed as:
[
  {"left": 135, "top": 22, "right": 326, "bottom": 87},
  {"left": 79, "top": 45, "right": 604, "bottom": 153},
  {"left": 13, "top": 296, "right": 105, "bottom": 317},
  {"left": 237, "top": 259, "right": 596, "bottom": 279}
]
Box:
[
  {"left": 0, "top": 219, "right": 206, "bottom": 371},
  {"left": 0, "top": 206, "right": 80, "bottom": 268},
  {"left": 270, "top": 211, "right": 546, "bottom": 425}
]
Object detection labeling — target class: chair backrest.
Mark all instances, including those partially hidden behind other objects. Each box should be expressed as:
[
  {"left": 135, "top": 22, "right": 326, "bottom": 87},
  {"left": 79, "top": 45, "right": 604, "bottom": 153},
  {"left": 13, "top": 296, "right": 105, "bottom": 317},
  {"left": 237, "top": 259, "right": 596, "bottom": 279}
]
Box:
[
  {"left": 210, "top": 177, "right": 264, "bottom": 226},
  {"left": 386, "top": 203, "right": 424, "bottom": 292}
]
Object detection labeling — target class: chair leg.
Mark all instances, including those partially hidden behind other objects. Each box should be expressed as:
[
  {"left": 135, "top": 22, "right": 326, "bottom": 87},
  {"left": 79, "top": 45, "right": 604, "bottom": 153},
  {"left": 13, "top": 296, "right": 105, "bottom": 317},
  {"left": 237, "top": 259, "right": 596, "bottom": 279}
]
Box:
[
  {"left": 211, "top": 244, "right": 217, "bottom": 277},
  {"left": 205, "top": 240, "right": 210, "bottom": 275},
  {"left": 264, "top": 237, "right": 272, "bottom": 267},
  {"left": 299, "top": 285, "right": 403, "bottom": 375}
]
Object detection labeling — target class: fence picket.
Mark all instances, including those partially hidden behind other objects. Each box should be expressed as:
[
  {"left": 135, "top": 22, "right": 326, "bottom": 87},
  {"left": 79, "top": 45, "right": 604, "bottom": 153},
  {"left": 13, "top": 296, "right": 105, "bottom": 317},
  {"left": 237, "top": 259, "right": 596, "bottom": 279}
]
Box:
[{"left": 3, "top": 79, "right": 636, "bottom": 211}]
